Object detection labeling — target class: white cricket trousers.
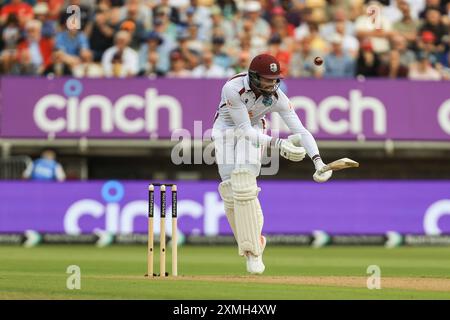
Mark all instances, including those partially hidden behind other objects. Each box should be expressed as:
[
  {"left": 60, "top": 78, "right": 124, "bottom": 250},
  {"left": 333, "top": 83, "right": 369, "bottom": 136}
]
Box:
[{"left": 212, "top": 121, "right": 265, "bottom": 181}]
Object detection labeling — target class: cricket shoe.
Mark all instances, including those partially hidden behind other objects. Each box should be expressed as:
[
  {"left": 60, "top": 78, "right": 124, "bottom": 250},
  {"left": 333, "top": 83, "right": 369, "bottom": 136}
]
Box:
[{"left": 246, "top": 236, "right": 266, "bottom": 274}]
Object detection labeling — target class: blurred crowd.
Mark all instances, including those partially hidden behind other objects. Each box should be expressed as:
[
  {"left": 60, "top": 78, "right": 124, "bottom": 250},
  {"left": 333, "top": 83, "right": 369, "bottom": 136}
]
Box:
[{"left": 1, "top": 0, "right": 450, "bottom": 80}]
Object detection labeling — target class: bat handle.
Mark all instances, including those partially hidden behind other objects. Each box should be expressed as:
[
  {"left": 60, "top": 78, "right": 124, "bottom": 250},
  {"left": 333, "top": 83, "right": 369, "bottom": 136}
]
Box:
[{"left": 318, "top": 165, "right": 330, "bottom": 175}]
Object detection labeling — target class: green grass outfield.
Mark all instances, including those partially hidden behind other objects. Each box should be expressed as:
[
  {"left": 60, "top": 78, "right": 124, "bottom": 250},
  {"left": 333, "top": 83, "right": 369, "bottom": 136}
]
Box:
[{"left": 1, "top": 245, "right": 450, "bottom": 299}]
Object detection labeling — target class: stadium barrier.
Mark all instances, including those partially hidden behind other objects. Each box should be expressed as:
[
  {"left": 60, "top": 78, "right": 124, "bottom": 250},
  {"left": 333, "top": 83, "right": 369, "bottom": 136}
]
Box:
[
  {"left": 2, "top": 232, "right": 450, "bottom": 248},
  {"left": 0, "top": 180, "right": 449, "bottom": 237},
  {"left": 0, "top": 77, "right": 449, "bottom": 142}
]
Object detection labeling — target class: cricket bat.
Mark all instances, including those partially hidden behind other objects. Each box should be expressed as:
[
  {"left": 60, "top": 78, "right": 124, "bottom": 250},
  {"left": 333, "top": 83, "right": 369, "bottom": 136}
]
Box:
[{"left": 318, "top": 158, "right": 359, "bottom": 174}]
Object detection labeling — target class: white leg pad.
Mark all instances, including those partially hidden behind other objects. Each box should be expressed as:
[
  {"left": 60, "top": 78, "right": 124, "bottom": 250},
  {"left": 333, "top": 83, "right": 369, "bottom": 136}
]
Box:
[
  {"left": 218, "top": 180, "right": 238, "bottom": 243},
  {"left": 231, "top": 168, "right": 263, "bottom": 257},
  {"left": 257, "top": 204, "right": 264, "bottom": 237}
]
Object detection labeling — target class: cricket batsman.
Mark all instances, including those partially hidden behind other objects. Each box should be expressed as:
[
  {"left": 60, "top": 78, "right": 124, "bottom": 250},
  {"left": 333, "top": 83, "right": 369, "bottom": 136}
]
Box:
[{"left": 212, "top": 54, "right": 332, "bottom": 274}]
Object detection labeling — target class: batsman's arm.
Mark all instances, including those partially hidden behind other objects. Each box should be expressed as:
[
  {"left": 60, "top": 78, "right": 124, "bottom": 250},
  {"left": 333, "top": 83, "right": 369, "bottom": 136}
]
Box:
[
  {"left": 279, "top": 108, "right": 332, "bottom": 182},
  {"left": 276, "top": 108, "right": 320, "bottom": 160},
  {"left": 274, "top": 93, "right": 330, "bottom": 173}
]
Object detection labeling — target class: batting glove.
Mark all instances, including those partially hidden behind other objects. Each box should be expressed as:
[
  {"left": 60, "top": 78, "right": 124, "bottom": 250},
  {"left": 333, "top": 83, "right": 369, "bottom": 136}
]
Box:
[
  {"left": 313, "top": 158, "right": 332, "bottom": 183},
  {"left": 273, "top": 138, "right": 306, "bottom": 162}
]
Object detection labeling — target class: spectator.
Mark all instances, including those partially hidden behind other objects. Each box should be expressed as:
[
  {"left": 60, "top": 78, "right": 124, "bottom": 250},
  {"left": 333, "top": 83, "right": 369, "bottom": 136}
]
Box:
[
  {"left": 391, "top": 33, "right": 417, "bottom": 67},
  {"left": 184, "top": 23, "right": 204, "bottom": 53},
  {"left": 216, "top": 0, "right": 238, "bottom": 21},
  {"left": 409, "top": 50, "right": 442, "bottom": 80},
  {"left": 153, "top": 0, "right": 181, "bottom": 25},
  {"left": 405, "top": 0, "right": 427, "bottom": 20},
  {"left": 289, "top": 36, "right": 323, "bottom": 78},
  {"left": 55, "top": 24, "right": 90, "bottom": 67},
  {"left": 166, "top": 50, "right": 191, "bottom": 77},
  {"left": 208, "top": 5, "right": 236, "bottom": 47},
  {"left": 153, "top": 5, "right": 178, "bottom": 43},
  {"left": 270, "top": 6, "right": 295, "bottom": 44},
  {"left": 348, "top": 0, "right": 366, "bottom": 22},
  {"left": 119, "top": 19, "right": 145, "bottom": 51},
  {"left": 444, "top": 1, "right": 450, "bottom": 25},
  {"left": 308, "top": 22, "right": 328, "bottom": 53},
  {"left": 211, "top": 36, "right": 233, "bottom": 70},
  {"left": 237, "top": 34, "right": 262, "bottom": 62},
  {"left": 183, "top": 0, "right": 212, "bottom": 42},
  {"left": 46, "top": 0, "right": 65, "bottom": 21},
  {"left": 294, "top": 7, "right": 315, "bottom": 40},
  {"left": 139, "top": 49, "right": 161, "bottom": 77},
  {"left": 237, "top": 1, "right": 271, "bottom": 43},
  {"left": 33, "top": 2, "right": 57, "bottom": 39},
  {"left": 307, "top": 0, "right": 327, "bottom": 25},
  {"left": 191, "top": 50, "right": 230, "bottom": 78},
  {"left": 354, "top": 1, "right": 393, "bottom": 54},
  {"left": 117, "top": 1, "right": 147, "bottom": 48},
  {"left": 10, "top": 48, "right": 40, "bottom": 75},
  {"left": 393, "top": 0, "right": 420, "bottom": 44},
  {"left": 85, "top": 8, "right": 115, "bottom": 62},
  {"left": 118, "top": 0, "right": 152, "bottom": 31},
  {"left": 233, "top": 50, "right": 250, "bottom": 74},
  {"left": 324, "top": 33, "right": 355, "bottom": 78},
  {"left": 418, "top": 7, "right": 448, "bottom": 51},
  {"left": 419, "top": 0, "right": 447, "bottom": 18},
  {"left": 17, "top": 19, "right": 54, "bottom": 73},
  {"left": 109, "top": 5, "right": 123, "bottom": 27},
  {"left": 22, "top": 149, "right": 66, "bottom": 182},
  {"left": 139, "top": 31, "right": 168, "bottom": 75},
  {"left": 174, "top": 30, "right": 201, "bottom": 70},
  {"left": 151, "top": 17, "right": 177, "bottom": 55},
  {"left": 335, "top": 20, "right": 360, "bottom": 58},
  {"left": 72, "top": 49, "right": 103, "bottom": 77},
  {"left": 266, "top": 33, "right": 291, "bottom": 77},
  {"left": 43, "top": 49, "right": 73, "bottom": 76},
  {"left": 237, "top": 16, "right": 267, "bottom": 57},
  {"left": 1, "top": 13, "right": 20, "bottom": 50},
  {"left": 0, "top": 0, "right": 34, "bottom": 27},
  {"left": 356, "top": 38, "right": 381, "bottom": 77},
  {"left": 321, "top": 6, "right": 355, "bottom": 39},
  {"left": 378, "top": 49, "right": 409, "bottom": 78},
  {"left": 279, "top": 0, "right": 302, "bottom": 27},
  {"left": 98, "top": 0, "right": 118, "bottom": 10},
  {"left": 383, "top": 0, "right": 403, "bottom": 24},
  {"left": 102, "top": 30, "right": 138, "bottom": 77},
  {"left": 0, "top": 0, "right": 448, "bottom": 81},
  {"left": 0, "top": 13, "right": 21, "bottom": 73},
  {"left": 163, "top": 0, "right": 189, "bottom": 9},
  {"left": 418, "top": 31, "right": 441, "bottom": 65}
]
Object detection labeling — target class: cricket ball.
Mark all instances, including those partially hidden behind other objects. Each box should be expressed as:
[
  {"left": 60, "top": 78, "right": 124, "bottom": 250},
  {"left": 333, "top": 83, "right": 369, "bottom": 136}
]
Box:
[{"left": 314, "top": 57, "right": 323, "bottom": 66}]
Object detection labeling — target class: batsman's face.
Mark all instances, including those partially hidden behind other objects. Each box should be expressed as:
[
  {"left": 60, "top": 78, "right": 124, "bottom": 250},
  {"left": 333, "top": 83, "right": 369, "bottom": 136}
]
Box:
[{"left": 259, "top": 76, "right": 278, "bottom": 92}]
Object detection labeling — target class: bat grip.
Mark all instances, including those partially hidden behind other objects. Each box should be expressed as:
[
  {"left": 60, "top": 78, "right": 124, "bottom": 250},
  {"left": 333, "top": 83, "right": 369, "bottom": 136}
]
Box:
[{"left": 318, "top": 166, "right": 330, "bottom": 175}]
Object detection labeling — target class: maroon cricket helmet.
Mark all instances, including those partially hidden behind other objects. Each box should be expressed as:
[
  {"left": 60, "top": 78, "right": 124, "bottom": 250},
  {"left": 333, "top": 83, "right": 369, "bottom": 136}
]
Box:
[
  {"left": 248, "top": 54, "right": 282, "bottom": 96},
  {"left": 249, "top": 53, "right": 282, "bottom": 80}
]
